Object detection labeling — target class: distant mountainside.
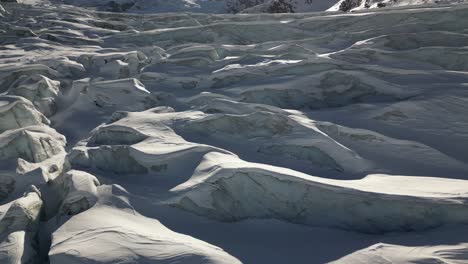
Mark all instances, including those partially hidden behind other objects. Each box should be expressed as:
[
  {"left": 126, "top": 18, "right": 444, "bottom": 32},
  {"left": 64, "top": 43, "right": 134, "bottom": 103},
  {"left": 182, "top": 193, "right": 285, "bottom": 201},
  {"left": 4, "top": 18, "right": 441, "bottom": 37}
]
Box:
[
  {"left": 328, "top": 0, "right": 467, "bottom": 12},
  {"left": 45, "top": 0, "right": 466, "bottom": 13},
  {"left": 232, "top": 0, "right": 336, "bottom": 13}
]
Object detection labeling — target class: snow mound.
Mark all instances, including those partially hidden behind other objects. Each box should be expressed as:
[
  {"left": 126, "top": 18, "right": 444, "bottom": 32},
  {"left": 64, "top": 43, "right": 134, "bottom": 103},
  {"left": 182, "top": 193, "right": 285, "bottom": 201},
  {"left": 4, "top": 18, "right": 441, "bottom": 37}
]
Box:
[
  {"left": 68, "top": 108, "right": 368, "bottom": 176},
  {"left": 316, "top": 121, "right": 468, "bottom": 175},
  {"left": 185, "top": 94, "right": 286, "bottom": 115},
  {"left": 232, "top": 70, "right": 408, "bottom": 109},
  {"left": 172, "top": 152, "right": 468, "bottom": 233},
  {"left": 332, "top": 240, "right": 468, "bottom": 264},
  {"left": 48, "top": 184, "right": 241, "bottom": 264},
  {"left": 57, "top": 170, "right": 100, "bottom": 216},
  {"left": 68, "top": 109, "right": 232, "bottom": 177},
  {"left": 88, "top": 124, "right": 148, "bottom": 146},
  {"left": 185, "top": 111, "right": 293, "bottom": 138},
  {"left": 87, "top": 78, "right": 154, "bottom": 111},
  {"left": 181, "top": 110, "right": 370, "bottom": 173},
  {"left": 35, "top": 57, "right": 86, "bottom": 79},
  {"left": 78, "top": 51, "right": 147, "bottom": 78}
]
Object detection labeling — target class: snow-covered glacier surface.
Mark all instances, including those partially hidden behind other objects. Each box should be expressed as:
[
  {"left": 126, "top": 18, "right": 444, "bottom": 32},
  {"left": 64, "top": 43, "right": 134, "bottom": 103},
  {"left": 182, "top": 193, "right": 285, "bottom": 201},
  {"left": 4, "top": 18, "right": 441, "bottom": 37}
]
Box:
[{"left": 1, "top": 1, "right": 468, "bottom": 263}]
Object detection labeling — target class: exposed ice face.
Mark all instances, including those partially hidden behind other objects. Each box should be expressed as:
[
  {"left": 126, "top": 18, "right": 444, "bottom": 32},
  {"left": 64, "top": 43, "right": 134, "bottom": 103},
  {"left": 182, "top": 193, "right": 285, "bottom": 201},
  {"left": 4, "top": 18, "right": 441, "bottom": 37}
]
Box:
[
  {"left": 58, "top": 170, "right": 100, "bottom": 216},
  {"left": 88, "top": 124, "right": 148, "bottom": 146},
  {"left": 78, "top": 51, "right": 146, "bottom": 78},
  {"left": 0, "top": 191, "right": 43, "bottom": 264},
  {"left": 315, "top": 121, "right": 468, "bottom": 175},
  {"left": 87, "top": 78, "right": 155, "bottom": 111},
  {"left": 0, "top": 126, "right": 65, "bottom": 163},
  {"left": 67, "top": 109, "right": 234, "bottom": 176},
  {"left": 171, "top": 152, "right": 468, "bottom": 233},
  {"left": 69, "top": 145, "right": 150, "bottom": 174},
  {"left": 180, "top": 110, "right": 371, "bottom": 173},
  {"left": 185, "top": 111, "right": 293, "bottom": 138},
  {"left": 8, "top": 74, "right": 60, "bottom": 116},
  {"left": 0, "top": 96, "right": 50, "bottom": 133},
  {"left": 0, "top": 65, "right": 61, "bottom": 93}
]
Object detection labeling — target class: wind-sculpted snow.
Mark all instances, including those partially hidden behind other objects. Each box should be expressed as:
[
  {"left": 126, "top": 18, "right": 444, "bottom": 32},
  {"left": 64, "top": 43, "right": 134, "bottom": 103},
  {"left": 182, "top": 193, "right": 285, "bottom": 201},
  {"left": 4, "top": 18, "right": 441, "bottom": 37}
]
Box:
[
  {"left": 332, "top": 240, "right": 468, "bottom": 264},
  {"left": 171, "top": 152, "right": 468, "bottom": 233},
  {"left": 68, "top": 109, "right": 234, "bottom": 175},
  {"left": 1, "top": 1, "right": 468, "bottom": 263},
  {"left": 48, "top": 183, "right": 241, "bottom": 264},
  {"left": 179, "top": 110, "right": 371, "bottom": 173}
]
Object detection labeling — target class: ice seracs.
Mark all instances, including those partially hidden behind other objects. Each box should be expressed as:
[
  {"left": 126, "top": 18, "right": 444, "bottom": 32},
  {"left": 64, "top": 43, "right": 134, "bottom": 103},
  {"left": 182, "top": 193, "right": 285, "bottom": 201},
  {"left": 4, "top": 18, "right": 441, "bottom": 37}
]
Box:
[
  {"left": 67, "top": 107, "right": 369, "bottom": 177},
  {"left": 316, "top": 121, "right": 468, "bottom": 176},
  {"left": 180, "top": 110, "right": 370, "bottom": 173},
  {"left": 171, "top": 152, "right": 468, "bottom": 233},
  {"left": 7, "top": 75, "right": 60, "bottom": 117},
  {"left": 0, "top": 190, "right": 43, "bottom": 264},
  {"left": 0, "top": 65, "right": 60, "bottom": 93},
  {"left": 0, "top": 126, "right": 65, "bottom": 163},
  {"left": 57, "top": 170, "right": 100, "bottom": 216},
  {"left": 87, "top": 78, "right": 154, "bottom": 111},
  {"left": 0, "top": 96, "right": 50, "bottom": 133},
  {"left": 78, "top": 51, "right": 146, "bottom": 78},
  {"left": 67, "top": 108, "right": 233, "bottom": 176}
]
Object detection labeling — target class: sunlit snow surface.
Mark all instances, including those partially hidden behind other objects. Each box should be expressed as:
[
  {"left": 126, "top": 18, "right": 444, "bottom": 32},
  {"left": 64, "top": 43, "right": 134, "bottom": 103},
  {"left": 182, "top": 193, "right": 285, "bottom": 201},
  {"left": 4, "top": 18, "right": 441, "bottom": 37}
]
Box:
[{"left": 1, "top": 1, "right": 468, "bottom": 263}]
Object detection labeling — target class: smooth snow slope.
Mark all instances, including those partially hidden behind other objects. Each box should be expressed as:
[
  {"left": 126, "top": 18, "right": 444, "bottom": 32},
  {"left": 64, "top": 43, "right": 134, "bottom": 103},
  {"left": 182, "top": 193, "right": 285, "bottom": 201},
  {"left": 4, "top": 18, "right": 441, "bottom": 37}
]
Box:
[{"left": 1, "top": 1, "right": 468, "bottom": 263}]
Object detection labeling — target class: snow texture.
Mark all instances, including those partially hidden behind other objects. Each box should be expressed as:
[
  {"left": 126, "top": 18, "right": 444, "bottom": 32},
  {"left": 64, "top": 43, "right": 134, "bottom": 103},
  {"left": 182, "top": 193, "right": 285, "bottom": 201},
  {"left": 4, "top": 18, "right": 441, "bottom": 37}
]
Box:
[{"left": 0, "top": 0, "right": 468, "bottom": 263}]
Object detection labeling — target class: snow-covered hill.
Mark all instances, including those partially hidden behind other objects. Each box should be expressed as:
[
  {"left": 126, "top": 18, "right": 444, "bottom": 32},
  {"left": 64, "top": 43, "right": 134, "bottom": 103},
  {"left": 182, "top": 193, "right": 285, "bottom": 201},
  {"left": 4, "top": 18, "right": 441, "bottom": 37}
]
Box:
[{"left": 1, "top": 0, "right": 468, "bottom": 263}]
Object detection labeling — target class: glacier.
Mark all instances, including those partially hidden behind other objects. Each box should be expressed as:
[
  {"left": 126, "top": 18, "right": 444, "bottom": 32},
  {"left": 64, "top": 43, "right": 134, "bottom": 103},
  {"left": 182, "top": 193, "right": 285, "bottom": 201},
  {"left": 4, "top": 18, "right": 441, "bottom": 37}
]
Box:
[{"left": 0, "top": 0, "right": 468, "bottom": 263}]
